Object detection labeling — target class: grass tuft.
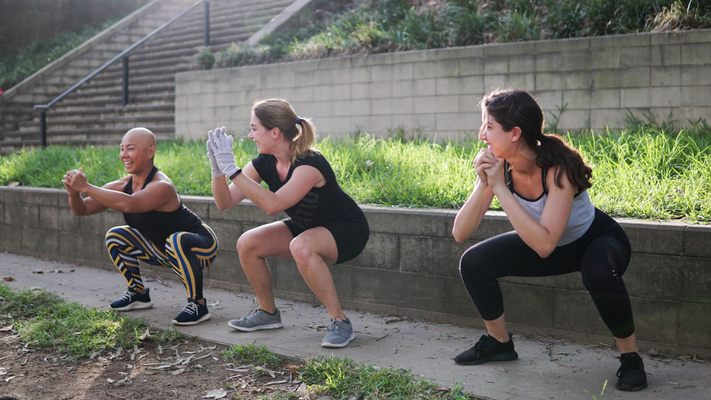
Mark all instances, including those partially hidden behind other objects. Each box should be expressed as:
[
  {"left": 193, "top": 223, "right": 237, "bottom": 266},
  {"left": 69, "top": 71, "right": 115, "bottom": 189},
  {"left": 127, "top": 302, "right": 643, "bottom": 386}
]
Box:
[
  {"left": 221, "top": 341, "right": 285, "bottom": 368},
  {"left": 0, "top": 285, "right": 181, "bottom": 361},
  {"left": 300, "top": 355, "right": 469, "bottom": 399}
]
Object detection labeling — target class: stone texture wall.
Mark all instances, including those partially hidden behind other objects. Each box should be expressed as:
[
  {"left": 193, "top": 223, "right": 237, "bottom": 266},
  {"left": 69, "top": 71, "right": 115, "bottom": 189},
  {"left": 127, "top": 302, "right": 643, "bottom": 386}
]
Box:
[
  {"left": 176, "top": 29, "right": 711, "bottom": 140},
  {"left": 2, "top": 186, "right": 710, "bottom": 356}
]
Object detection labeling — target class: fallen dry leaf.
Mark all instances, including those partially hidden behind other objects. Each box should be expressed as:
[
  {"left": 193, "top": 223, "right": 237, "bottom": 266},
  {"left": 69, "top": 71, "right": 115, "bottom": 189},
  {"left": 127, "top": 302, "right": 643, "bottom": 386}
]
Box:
[
  {"left": 138, "top": 327, "right": 151, "bottom": 341},
  {"left": 2, "top": 277, "right": 15, "bottom": 281},
  {"left": 0, "top": 325, "right": 14, "bottom": 332},
  {"left": 203, "top": 388, "right": 227, "bottom": 399}
]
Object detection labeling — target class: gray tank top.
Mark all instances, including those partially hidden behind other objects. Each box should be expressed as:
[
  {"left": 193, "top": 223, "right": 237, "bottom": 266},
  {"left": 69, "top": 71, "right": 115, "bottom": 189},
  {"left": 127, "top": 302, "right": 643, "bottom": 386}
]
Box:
[{"left": 504, "top": 161, "right": 594, "bottom": 246}]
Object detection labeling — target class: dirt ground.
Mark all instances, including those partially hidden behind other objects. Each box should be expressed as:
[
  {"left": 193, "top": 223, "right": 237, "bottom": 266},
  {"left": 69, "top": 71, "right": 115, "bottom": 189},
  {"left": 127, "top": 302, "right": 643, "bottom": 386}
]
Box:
[{"left": 0, "top": 329, "right": 306, "bottom": 400}]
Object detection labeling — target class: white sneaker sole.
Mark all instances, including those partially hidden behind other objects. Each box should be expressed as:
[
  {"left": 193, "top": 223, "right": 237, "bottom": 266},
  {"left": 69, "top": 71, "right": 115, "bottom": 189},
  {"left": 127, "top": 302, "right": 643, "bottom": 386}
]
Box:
[
  {"left": 227, "top": 321, "right": 283, "bottom": 332},
  {"left": 111, "top": 301, "right": 153, "bottom": 311},
  {"left": 172, "top": 312, "right": 212, "bottom": 326},
  {"left": 321, "top": 333, "right": 356, "bottom": 348}
]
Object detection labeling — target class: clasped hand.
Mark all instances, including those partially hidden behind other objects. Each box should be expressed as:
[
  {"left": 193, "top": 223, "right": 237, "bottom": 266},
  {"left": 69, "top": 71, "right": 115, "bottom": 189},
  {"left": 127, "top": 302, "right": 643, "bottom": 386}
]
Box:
[
  {"left": 62, "top": 168, "right": 89, "bottom": 193},
  {"left": 206, "top": 126, "right": 239, "bottom": 178},
  {"left": 474, "top": 148, "right": 504, "bottom": 190}
]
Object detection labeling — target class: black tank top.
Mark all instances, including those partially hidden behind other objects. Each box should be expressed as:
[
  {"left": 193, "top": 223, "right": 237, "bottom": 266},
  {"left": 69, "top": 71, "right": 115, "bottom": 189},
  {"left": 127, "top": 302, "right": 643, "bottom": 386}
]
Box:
[
  {"left": 123, "top": 166, "right": 203, "bottom": 246},
  {"left": 251, "top": 152, "right": 367, "bottom": 231}
]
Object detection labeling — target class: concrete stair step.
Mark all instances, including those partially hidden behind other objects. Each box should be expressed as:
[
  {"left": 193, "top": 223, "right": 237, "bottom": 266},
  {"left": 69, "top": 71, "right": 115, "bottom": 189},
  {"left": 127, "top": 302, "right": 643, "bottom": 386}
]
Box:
[
  {"left": 89, "top": 64, "right": 194, "bottom": 83},
  {"left": 156, "top": 5, "right": 283, "bottom": 38},
  {"left": 177, "top": 0, "right": 293, "bottom": 26},
  {"left": 99, "top": 62, "right": 195, "bottom": 80},
  {"left": 139, "top": 21, "right": 270, "bottom": 51},
  {"left": 18, "top": 114, "right": 174, "bottom": 130},
  {"left": 80, "top": 74, "right": 175, "bottom": 91},
  {"left": 6, "top": 125, "right": 175, "bottom": 140},
  {"left": 46, "top": 103, "right": 175, "bottom": 118},
  {"left": 103, "top": 55, "right": 196, "bottom": 74},
  {"left": 74, "top": 82, "right": 175, "bottom": 97},
  {"left": 51, "top": 93, "right": 174, "bottom": 110}
]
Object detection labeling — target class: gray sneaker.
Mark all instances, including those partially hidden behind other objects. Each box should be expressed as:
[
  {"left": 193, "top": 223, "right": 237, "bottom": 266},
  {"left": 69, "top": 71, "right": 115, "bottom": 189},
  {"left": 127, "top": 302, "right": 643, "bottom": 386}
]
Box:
[
  {"left": 228, "top": 308, "right": 283, "bottom": 332},
  {"left": 321, "top": 318, "right": 355, "bottom": 348}
]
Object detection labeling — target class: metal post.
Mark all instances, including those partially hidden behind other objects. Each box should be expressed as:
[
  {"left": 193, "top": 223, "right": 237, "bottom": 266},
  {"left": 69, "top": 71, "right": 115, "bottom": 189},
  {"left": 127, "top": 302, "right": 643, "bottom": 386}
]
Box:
[
  {"left": 122, "top": 56, "right": 129, "bottom": 106},
  {"left": 204, "top": 2, "right": 210, "bottom": 46},
  {"left": 39, "top": 111, "right": 47, "bottom": 147}
]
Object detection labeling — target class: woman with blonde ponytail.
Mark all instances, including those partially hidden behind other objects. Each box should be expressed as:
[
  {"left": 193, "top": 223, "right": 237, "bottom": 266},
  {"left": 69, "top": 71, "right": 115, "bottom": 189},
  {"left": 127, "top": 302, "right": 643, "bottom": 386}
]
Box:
[
  {"left": 451, "top": 89, "right": 647, "bottom": 391},
  {"left": 208, "top": 98, "right": 369, "bottom": 348}
]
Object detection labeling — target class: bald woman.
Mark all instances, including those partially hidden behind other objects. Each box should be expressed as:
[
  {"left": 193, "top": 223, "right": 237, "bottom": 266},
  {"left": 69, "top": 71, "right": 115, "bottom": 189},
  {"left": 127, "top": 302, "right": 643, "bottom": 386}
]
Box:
[{"left": 63, "top": 127, "right": 219, "bottom": 326}]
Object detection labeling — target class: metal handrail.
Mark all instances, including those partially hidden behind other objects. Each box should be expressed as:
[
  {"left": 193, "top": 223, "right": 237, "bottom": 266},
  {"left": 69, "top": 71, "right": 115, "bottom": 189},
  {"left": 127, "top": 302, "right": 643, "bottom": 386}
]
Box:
[{"left": 33, "top": 0, "right": 210, "bottom": 146}]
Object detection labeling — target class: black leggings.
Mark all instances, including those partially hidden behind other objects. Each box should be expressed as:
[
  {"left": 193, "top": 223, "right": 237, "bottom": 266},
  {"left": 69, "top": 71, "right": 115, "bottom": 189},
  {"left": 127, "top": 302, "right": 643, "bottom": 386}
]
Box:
[{"left": 459, "top": 208, "right": 635, "bottom": 339}]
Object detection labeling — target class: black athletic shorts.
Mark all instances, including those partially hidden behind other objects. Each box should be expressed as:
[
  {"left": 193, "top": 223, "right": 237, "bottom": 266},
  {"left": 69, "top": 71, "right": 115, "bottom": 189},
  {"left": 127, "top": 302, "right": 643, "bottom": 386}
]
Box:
[{"left": 282, "top": 218, "right": 369, "bottom": 264}]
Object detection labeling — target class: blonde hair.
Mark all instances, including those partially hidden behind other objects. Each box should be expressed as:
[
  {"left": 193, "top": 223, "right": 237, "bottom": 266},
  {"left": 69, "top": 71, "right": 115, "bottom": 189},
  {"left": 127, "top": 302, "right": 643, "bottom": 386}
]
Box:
[{"left": 252, "top": 98, "right": 315, "bottom": 163}]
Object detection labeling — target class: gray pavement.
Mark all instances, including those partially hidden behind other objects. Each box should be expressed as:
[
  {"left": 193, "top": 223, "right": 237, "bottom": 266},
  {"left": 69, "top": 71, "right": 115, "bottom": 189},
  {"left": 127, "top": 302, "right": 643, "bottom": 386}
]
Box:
[{"left": 1, "top": 253, "right": 709, "bottom": 399}]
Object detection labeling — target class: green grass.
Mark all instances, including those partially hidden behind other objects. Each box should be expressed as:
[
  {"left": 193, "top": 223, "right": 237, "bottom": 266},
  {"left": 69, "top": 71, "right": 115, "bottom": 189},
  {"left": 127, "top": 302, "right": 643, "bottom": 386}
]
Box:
[
  {"left": 198, "top": 0, "right": 711, "bottom": 69},
  {"left": 1, "top": 122, "right": 710, "bottom": 223},
  {"left": 0, "top": 285, "right": 181, "bottom": 361},
  {"left": 300, "top": 356, "right": 469, "bottom": 399},
  {"left": 221, "top": 341, "right": 285, "bottom": 368}
]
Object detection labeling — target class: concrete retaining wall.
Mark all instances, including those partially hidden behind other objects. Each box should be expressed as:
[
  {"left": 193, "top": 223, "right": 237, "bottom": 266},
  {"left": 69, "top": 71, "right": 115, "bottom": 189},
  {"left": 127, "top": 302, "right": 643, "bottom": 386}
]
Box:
[
  {"left": 1, "top": 186, "right": 710, "bottom": 356},
  {"left": 176, "top": 29, "right": 711, "bottom": 140}
]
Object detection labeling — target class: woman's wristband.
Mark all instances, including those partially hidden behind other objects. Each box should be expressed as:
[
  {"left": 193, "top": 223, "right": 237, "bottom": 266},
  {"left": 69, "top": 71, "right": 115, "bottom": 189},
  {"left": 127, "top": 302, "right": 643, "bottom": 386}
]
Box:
[{"left": 229, "top": 168, "right": 242, "bottom": 180}]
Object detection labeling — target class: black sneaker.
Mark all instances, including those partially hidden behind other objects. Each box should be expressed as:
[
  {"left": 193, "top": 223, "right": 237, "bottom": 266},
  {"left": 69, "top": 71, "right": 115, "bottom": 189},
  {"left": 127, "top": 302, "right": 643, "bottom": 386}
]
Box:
[
  {"left": 616, "top": 352, "right": 648, "bottom": 391},
  {"left": 454, "top": 333, "right": 518, "bottom": 365},
  {"left": 110, "top": 287, "right": 153, "bottom": 311},
  {"left": 172, "top": 298, "right": 212, "bottom": 326}
]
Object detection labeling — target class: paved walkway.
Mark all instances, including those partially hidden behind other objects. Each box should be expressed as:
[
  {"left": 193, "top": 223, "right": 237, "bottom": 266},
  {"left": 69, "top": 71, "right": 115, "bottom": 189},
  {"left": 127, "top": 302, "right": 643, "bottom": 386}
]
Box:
[{"left": 1, "top": 253, "right": 709, "bottom": 399}]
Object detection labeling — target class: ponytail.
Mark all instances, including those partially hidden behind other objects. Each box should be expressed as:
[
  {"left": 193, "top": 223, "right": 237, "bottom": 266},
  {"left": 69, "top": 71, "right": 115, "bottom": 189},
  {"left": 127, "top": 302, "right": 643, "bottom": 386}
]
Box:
[
  {"left": 290, "top": 117, "right": 316, "bottom": 163},
  {"left": 481, "top": 89, "right": 592, "bottom": 191},
  {"left": 536, "top": 134, "right": 592, "bottom": 192},
  {"left": 252, "top": 98, "right": 316, "bottom": 163}
]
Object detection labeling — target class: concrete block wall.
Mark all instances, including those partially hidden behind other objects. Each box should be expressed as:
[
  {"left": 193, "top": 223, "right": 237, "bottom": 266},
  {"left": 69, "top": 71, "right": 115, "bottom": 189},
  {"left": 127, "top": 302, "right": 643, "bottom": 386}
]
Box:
[
  {"left": 176, "top": 29, "right": 711, "bottom": 140},
  {"left": 2, "top": 186, "right": 710, "bottom": 356}
]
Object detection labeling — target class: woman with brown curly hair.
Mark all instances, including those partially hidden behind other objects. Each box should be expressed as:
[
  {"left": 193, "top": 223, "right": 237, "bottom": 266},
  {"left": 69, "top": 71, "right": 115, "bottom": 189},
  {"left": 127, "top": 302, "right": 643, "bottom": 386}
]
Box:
[{"left": 452, "top": 89, "right": 647, "bottom": 391}]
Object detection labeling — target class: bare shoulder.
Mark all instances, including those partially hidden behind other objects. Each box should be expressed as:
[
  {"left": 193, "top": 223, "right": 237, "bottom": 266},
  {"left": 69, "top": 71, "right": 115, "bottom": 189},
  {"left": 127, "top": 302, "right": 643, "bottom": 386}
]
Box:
[
  {"left": 546, "top": 165, "right": 575, "bottom": 193},
  {"left": 103, "top": 176, "right": 130, "bottom": 191},
  {"left": 148, "top": 171, "right": 179, "bottom": 200}
]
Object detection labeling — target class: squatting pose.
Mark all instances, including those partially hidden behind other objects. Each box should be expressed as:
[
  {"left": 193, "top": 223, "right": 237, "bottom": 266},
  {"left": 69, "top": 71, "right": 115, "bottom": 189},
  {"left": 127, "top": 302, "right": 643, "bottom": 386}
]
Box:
[
  {"left": 208, "top": 98, "right": 369, "bottom": 348},
  {"left": 63, "top": 127, "right": 218, "bottom": 326},
  {"left": 452, "top": 89, "right": 647, "bottom": 391}
]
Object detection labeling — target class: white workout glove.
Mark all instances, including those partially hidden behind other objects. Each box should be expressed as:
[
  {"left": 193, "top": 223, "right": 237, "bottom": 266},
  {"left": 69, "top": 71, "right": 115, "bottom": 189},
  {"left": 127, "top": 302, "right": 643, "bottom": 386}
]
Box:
[
  {"left": 209, "top": 127, "right": 240, "bottom": 179},
  {"left": 206, "top": 127, "right": 224, "bottom": 177}
]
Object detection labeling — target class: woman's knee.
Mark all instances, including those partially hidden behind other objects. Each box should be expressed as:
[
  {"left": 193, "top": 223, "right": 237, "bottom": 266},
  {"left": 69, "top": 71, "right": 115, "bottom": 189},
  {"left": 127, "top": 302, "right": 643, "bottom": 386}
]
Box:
[
  {"left": 289, "top": 237, "right": 313, "bottom": 266},
  {"left": 105, "top": 226, "right": 125, "bottom": 243},
  {"left": 581, "top": 236, "right": 630, "bottom": 292},
  {"left": 236, "top": 229, "right": 260, "bottom": 256},
  {"left": 459, "top": 246, "right": 489, "bottom": 280}
]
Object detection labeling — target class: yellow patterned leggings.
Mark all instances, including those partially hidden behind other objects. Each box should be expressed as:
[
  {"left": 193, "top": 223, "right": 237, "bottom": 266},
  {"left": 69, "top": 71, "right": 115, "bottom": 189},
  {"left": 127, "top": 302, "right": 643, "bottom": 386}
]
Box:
[{"left": 105, "top": 224, "right": 218, "bottom": 300}]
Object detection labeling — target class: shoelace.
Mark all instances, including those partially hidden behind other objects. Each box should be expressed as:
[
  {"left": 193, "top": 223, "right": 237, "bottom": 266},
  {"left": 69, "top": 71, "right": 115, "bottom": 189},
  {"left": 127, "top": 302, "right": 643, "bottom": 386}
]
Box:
[
  {"left": 180, "top": 301, "right": 199, "bottom": 316},
  {"left": 473, "top": 334, "right": 490, "bottom": 352},
  {"left": 120, "top": 290, "right": 137, "bottom": 302},
  {"left": 616, "top": 355, "right": 643, "bottom": 377},
  {"left": 326, "top": 318, "right": 342, "bottom": 332}
]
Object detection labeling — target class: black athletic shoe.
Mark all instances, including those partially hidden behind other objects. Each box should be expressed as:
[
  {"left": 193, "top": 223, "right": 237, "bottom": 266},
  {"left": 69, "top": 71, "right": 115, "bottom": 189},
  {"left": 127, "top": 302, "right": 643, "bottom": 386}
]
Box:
[
  {"left": 454, "top": 333, "right": 518, "bottom": 365},
  {"left": 172, "top": 298, "right": 212, "bottom": 326},
  {"left": 110, "top": 287, "right": 153, "bottom": 311},
  {"left": 616, "top": 352, "right": 648, "bottom": 391}
]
